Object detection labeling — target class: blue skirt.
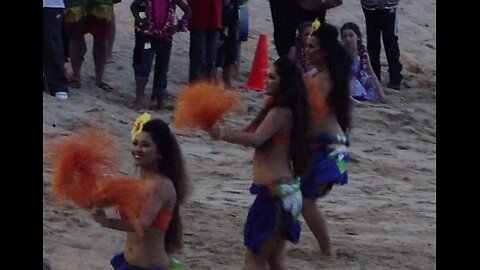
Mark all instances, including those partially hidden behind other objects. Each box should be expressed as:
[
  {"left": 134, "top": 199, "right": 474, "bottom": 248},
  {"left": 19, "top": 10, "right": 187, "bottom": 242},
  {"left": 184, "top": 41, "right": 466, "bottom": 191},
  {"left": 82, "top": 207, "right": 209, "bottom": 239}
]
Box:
[
  {"left": 110, "top": 253, "right": 166, "bottom": 270},
  {"left": 244, "top": 184, "right": 301, "bottom": 255},
  {"left": 301, "top": 134, "right": 349, "bottom": 199}
]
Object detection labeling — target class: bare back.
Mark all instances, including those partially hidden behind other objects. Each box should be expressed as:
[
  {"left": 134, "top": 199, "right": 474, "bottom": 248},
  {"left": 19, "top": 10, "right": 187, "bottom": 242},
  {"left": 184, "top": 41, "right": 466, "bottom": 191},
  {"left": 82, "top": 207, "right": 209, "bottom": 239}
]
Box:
[
  {"left": 310, "top": 70, "right": 345, "bottom": 136},
  {"left": 252, "top": 107, "right": 294, "bottom": 185}
]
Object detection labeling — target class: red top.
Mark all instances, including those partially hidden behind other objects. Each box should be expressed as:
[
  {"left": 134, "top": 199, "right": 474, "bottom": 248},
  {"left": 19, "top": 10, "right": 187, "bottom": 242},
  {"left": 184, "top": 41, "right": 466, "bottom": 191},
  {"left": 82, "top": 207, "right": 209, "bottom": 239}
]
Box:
[{"left": 187, "top": 0, "right": 223, "bottom": 29}]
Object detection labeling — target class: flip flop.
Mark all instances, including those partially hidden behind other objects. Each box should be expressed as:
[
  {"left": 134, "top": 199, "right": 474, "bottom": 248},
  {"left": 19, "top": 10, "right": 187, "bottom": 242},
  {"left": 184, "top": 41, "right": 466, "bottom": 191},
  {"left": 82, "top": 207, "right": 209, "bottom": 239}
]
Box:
[
  {"left": 97, "top": 82, "right": 114, "bottom": 92},
  {"left": 68, "top": 79, "right": 81, "bottom": 89}
]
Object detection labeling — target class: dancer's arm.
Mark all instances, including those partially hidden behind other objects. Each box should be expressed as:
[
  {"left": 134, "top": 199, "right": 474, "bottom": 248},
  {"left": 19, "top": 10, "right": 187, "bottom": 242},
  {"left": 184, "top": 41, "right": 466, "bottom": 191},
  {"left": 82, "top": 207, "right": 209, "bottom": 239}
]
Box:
[
  {"left": 92, "top": 180, "right": 172, "bottom": 232},
  {"left": 209, "top": 108, "right": 291, "bottom": 147}
]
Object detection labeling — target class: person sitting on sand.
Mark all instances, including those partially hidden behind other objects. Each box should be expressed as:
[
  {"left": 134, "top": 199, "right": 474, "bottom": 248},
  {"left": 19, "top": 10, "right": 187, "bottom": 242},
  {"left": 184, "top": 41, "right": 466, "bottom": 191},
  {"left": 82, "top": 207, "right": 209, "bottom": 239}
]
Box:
[
  {"left": 92, "top": 118, "right": 191, "bottom": 270},
  {"left": 301, "top": 23, "right": 353, "bottom": 257},
  {"left": 288, "top": 21, "right": 314, "bottom": 73},
  {"left": 340, "top": 22, "right": 386, "bottom": 102},
  {"left": 207, "top": 57, "right": 312, "bottom": 269}
]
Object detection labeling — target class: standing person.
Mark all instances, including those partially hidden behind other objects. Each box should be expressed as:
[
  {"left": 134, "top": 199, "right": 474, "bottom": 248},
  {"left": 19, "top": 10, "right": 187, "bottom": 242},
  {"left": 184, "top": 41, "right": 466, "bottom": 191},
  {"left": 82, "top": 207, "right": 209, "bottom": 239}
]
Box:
[
  {"left": 268, "top": 0, "right": 327, "bottom": 57},
  {"left": 106, "top": 0, "right": 122, "bottom": 64},
  {"left": 64, "top": 0, "right": 114, "bottom": 92},
  {"left": 208, "top": 57, "right": 312, "bottom": 269},
  {"left": 187, "top": 0, "right": 223, "bottom": 83},
  {"left": 361, "top": 0, "right": 403, "bottom": 90},
  {"left": 62, "top": 18, "right": 70, "bottom": 64},
  {"left": 43, "top": 0, "right": 69, "bottom": 100},
  {"left": 92, "top": 118, "right": 191, "bottom": 270},
  {"left": 215, "top": 0, "right": 242, "bottom": 90},
  {"left": 340, "top": 22, "right": 386, "bottom": 102},
  {"left": 288, "top": 21, "right": 313, "bottom": 73},
  {"left": 130, "top": 0, "right": 191, "bottom": 110},
  {"left": 301, "top": 23, "right": 352, "bottom": 256}
]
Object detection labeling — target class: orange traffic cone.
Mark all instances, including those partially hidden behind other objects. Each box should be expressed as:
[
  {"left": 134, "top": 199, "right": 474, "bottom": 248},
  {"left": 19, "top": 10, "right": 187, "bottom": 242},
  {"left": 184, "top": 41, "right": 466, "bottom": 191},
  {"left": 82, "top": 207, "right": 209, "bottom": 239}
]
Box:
[{"left": 241, "top": 34, "right": 269, "bottom": 92}]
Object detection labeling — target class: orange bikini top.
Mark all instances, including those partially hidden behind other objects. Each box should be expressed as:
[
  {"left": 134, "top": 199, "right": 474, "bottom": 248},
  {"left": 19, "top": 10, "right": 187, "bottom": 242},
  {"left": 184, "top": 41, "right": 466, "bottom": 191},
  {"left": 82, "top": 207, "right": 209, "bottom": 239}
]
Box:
[
  {"left": 120, "top": 208, "right": 173, "bottom": 231},
  {"left": 272, "top": 134, "right": 291, "bottom": 145},
  {"left": 150, "top": 208, "right": 173, "bottom": 230},
  {"left": 248, "top": 126, "right": 291, "bottom": 145}
]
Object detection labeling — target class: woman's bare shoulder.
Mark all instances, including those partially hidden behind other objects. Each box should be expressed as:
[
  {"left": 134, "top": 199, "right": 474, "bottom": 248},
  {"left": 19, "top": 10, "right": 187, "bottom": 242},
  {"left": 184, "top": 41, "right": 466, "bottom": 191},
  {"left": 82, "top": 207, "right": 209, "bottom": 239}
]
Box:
[
  {"left": 148, "top": 175, "right": 176, "bottom": 200},
  {"left": 268, "top": 107, "right": 293, "bottom": 120}
]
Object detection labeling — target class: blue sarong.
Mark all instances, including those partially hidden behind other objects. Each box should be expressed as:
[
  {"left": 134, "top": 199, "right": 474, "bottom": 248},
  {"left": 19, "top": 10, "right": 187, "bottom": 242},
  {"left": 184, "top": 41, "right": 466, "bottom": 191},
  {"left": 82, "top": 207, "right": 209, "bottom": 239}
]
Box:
[
  {"left": 110, "top": 253, "right": 166, "bottom": 270},
  {"left": 244, "top": 183, "right": 301, "bottom": 255},
  {"left": 301, "top": 134, "right": 349, "bottom": 199}
]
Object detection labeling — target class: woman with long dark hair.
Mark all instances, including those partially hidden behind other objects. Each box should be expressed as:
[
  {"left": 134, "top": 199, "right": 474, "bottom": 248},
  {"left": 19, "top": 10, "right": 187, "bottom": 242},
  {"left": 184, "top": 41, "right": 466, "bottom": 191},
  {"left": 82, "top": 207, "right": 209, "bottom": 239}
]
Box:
[
  {"left": 92, "top": 118, "right": 190, "bottom": 270},
  {"left": 301, "top": 23, "right": 353, "bottom": 256},
  {"left": 340, "top": 22, "right": 386, "bottom": 102},
  {"left": 208, "top": 57, "right": 312, "bottom": 269}
]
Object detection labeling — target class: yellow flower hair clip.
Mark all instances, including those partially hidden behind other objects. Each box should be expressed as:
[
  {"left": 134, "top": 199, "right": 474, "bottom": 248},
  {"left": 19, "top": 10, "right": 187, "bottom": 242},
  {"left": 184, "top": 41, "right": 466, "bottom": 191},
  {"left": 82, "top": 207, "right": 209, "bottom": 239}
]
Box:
[
  {"left": 131, "top": 112, "right": 152, "bottom": 141},
  {"left": 312, "top": 18, "right": 321, "bottom": 33}
]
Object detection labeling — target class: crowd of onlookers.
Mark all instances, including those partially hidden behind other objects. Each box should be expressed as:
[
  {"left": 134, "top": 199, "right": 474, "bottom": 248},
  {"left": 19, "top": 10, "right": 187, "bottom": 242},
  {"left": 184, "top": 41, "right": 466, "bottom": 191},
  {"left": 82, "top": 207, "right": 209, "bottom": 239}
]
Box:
[{"left": 43, "top": 0, "right": 403, "bottom": 106}]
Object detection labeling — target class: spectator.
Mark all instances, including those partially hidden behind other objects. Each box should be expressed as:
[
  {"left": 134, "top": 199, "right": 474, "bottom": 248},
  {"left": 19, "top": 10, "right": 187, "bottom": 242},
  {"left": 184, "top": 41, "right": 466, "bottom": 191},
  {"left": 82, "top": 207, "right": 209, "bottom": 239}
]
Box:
[
  {"left": 43, "top": 0, "right": 69, "bottom": 100},
  {"left": 64, "top": 0, "right": 115, "bottom": 92},
  {"left": 268, "top": 0, "right": 327, "bottom": 57},
  {"left": 187, "top": 0, "right": 223, "bottom": 83},
  {"left": 106, "top": 0, "right": 122, "bottom": 63},
  {"left": 340, "top": 22, "right": 386, "bottom": 102},
  {"left": 130, "top": 0, "right": 191, "bottom": 110},
  {"left": 361, "top": 0, "right": 403, "bottom": 90},
  {"left": 288, "top": 21, "right": 314, "bottom": 72},
  {"left": 215, "top": 0, "right": 243, "bottom": 89}
]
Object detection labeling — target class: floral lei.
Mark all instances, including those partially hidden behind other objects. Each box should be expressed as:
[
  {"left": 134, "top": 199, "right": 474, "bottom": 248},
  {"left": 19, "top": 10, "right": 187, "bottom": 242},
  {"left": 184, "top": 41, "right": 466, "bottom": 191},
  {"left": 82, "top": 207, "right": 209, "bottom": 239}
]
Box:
[{"left": 138, "top": 0, "right": 188, "bottom": 40}]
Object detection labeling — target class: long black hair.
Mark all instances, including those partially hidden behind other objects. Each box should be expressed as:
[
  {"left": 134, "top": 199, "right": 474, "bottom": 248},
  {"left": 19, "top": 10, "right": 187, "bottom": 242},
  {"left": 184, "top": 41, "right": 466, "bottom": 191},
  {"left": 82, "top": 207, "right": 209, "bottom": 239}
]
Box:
[
  {"left": 246, "top": 57, "right": 312, "bottom": 176},
  {"left": 142, "top": 119, "right": 190, "bottom": 253},
  {"left": 311, "top": 23, "right": 353, "bottom": 132}
]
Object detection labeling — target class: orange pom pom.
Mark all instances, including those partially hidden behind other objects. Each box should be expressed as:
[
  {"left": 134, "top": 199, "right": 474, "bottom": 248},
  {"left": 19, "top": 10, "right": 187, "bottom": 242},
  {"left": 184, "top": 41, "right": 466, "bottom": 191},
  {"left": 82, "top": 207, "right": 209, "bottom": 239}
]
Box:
[
  {"left": 173, "top": 82, "right": 240, "bottom": 130},
  {"left": 95, "top": 177, "right": 154, "bottom": 236},
  {"left": 48, "top": 128, "right": 117, "bottom": 208},
  {"left": 305, "top": 78, "right": 328, "bottom": 121}
]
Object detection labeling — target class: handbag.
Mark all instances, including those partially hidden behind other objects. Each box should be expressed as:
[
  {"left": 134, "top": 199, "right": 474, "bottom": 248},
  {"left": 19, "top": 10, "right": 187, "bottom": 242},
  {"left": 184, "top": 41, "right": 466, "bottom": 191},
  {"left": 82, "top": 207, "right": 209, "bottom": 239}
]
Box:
[{"left": 296, "top": 0, "right": 343, "bottom": 11}]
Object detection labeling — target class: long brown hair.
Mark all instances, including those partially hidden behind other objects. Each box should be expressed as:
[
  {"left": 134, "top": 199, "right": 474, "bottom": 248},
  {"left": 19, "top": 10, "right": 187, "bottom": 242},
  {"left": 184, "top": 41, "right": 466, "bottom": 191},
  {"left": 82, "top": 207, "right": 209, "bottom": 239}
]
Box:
[
  {"left": 142, "top": 119, "right": 190, "bottom": 253},
  {"left": 246, "top": 57, "right": 312, "bottom": 176},
  {"left": 311, "top": 23, "right": 353, "bottom": 132}
]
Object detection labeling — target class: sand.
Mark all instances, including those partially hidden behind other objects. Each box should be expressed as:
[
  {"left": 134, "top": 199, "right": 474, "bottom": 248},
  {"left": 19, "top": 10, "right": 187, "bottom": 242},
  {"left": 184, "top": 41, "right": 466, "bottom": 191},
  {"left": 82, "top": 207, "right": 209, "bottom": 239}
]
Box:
[{"left": 43, "top": 0, "right": 436, "bottom": 269}]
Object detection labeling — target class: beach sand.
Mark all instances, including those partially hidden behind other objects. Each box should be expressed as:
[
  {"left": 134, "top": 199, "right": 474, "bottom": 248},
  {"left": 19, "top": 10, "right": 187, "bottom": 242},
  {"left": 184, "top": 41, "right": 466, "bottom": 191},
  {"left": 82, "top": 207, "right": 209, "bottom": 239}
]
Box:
[{"left": 43, "top": 0, "right": 436, "bottom": 269}]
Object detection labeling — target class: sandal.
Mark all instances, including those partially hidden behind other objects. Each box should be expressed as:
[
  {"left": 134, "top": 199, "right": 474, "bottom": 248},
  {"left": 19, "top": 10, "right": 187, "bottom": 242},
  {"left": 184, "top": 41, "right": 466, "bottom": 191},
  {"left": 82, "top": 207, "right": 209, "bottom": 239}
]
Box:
[
  {"left": 68, "top": 79, "right": 81, "bottom": 89},
  {"left": 97, "top": 82, "right": 114, "bottom": 92}
]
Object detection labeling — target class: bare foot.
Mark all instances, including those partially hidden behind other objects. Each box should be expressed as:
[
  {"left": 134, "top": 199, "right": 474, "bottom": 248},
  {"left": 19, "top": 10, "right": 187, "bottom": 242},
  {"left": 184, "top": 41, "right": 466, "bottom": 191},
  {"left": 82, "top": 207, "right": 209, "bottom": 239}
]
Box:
[
  {"left": 106, "top": 56, "right": 114, "bottom": 64},
  {"left": 321, "top": 249, "right": 333, "bottom": 257},
  {"left": 68, "top": 78, "right": 82, "bottom": 89},
  {"left": 133, "top": 97, "right": 145, "bottom": 111}
]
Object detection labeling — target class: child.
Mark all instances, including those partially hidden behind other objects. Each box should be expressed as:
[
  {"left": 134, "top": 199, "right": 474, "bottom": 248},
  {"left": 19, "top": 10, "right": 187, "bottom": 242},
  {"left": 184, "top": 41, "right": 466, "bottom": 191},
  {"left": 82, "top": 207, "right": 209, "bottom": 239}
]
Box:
[
  {"left": 288, "top": 21, "right": 313, "bottom": 73},
  {"left": 340, "top": 22, "right": 386, "bottom": 102},
  {"left": 130, "top": 0, "right": 191, "bottom": 110},
  {"left": 215, "top": 0, "right": 242, "bottom": 90},
  {"left": 207, "top": 57, "right": 312, "bottom": 269}
]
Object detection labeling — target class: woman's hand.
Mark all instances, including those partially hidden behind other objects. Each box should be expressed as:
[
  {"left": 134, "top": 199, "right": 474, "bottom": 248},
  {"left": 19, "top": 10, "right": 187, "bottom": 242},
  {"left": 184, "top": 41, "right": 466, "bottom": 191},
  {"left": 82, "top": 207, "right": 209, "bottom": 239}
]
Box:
[
  {"left": 378, "top": 93, "right": 387, "bottom": 103},
  {"left": 208, "top": 126, "right": 222, "bottom": 141},
  {"left": 92, "top": 208, "right": 109, "bottom": 227}
]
